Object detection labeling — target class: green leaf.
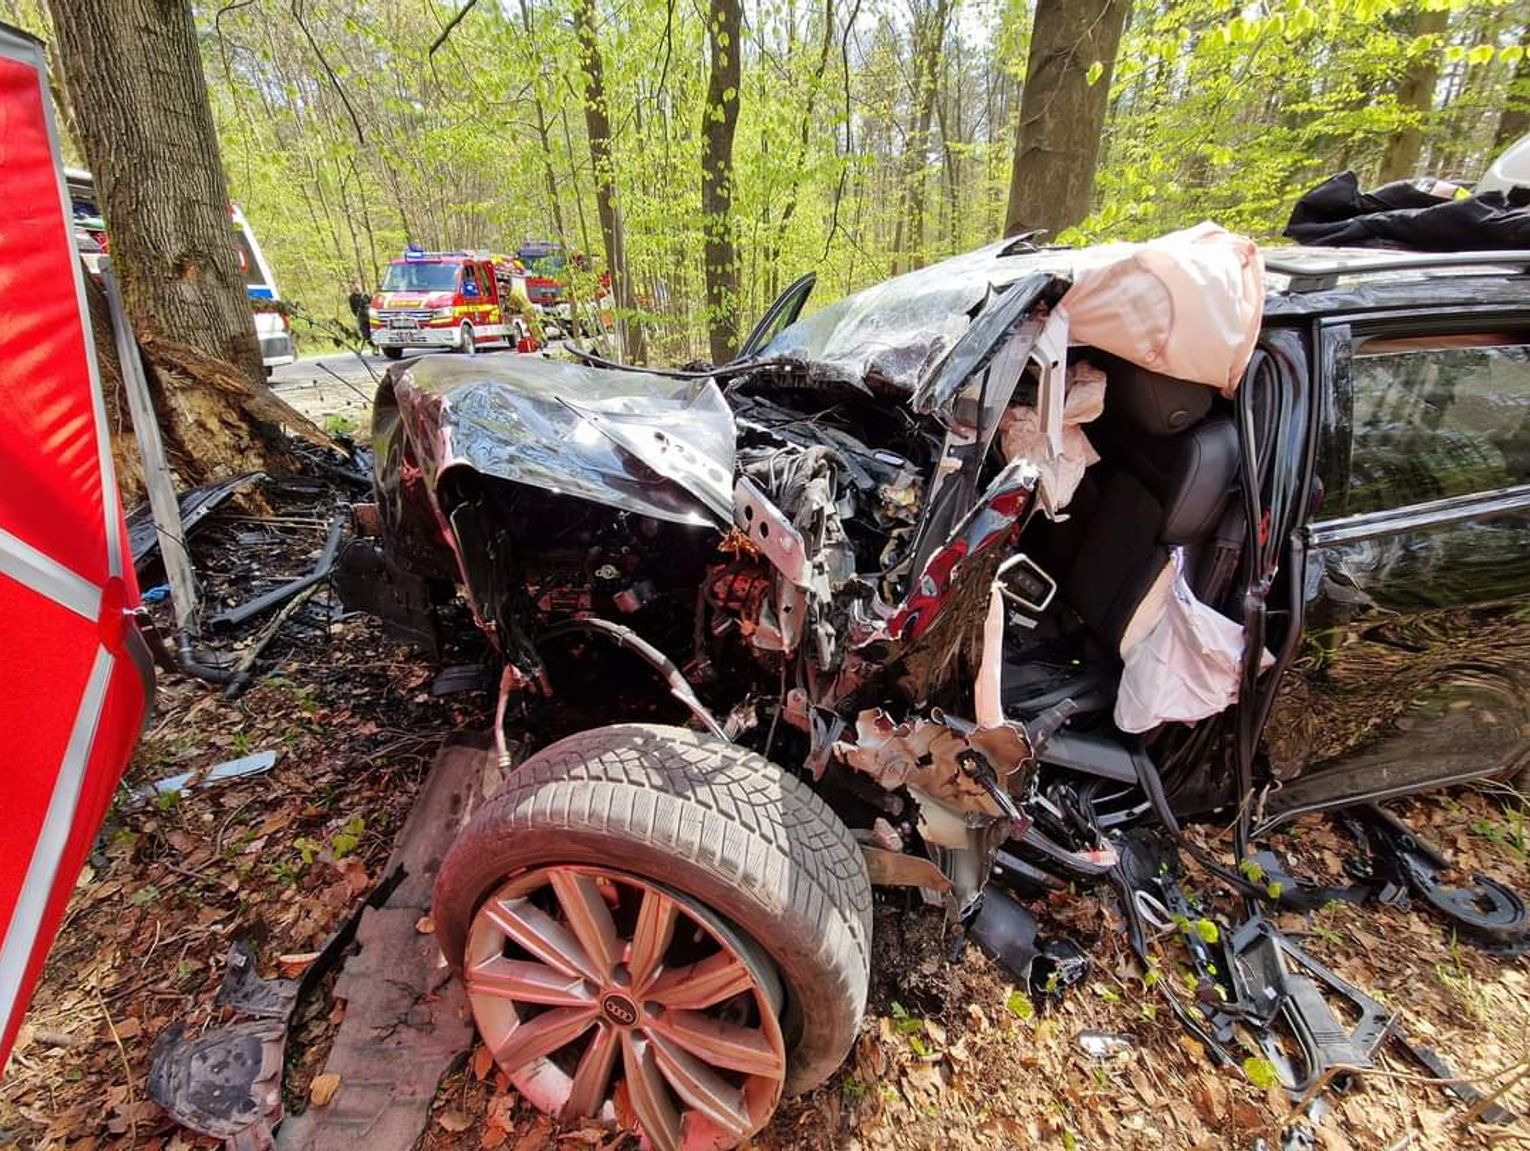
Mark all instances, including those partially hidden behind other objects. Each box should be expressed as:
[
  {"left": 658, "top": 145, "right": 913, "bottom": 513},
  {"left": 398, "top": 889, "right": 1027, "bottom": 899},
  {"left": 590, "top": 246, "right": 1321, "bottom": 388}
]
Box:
[
  {"left": 1243, "top": 1056, "right": 1280, "bottom": 1089},
  {"left": 1238, "top": 858, "right": 1266, "bottom": 884},
  {"left": 1504, "top": 44, "right": 1525, "bottom": 67},
  {"left": 1194, "top": 918, "right": 1221, "bottom": 944},
  {"left": 1466, "top": 43, "right": 1495, "bottom": 67},
  {"left": 1086, "top": 60, "right": 1104, "bottom": 87},
  {"left": 1005, "top": 989, "right": 1034, "bottom": 1020}
]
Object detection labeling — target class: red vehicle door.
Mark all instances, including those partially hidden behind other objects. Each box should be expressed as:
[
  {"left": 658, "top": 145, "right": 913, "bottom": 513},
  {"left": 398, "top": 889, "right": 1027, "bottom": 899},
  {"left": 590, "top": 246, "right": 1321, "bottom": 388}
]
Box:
[{"left": 0, "top": 23, "right": 153, "bottom": 1067}]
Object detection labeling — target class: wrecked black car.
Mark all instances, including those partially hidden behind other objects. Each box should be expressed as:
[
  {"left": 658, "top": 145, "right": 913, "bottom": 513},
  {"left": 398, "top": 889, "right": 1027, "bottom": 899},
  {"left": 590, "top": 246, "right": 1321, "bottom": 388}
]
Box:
[{"left": 340, "top": 227, "right": 1530, "bottom": 1149}]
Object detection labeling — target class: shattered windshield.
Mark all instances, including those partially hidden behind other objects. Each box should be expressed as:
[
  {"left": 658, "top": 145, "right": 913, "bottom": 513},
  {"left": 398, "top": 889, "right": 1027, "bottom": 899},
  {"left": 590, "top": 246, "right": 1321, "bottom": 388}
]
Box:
[{"left": 757, "top": 240, "right": 1072, "bottom": 392}]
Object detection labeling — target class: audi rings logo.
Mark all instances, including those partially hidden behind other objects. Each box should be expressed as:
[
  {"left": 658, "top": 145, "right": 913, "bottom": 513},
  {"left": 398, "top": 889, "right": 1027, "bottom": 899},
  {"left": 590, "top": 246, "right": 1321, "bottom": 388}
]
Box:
[{"left": 601, "top": 993, "right": 639, "bottom": 1027}]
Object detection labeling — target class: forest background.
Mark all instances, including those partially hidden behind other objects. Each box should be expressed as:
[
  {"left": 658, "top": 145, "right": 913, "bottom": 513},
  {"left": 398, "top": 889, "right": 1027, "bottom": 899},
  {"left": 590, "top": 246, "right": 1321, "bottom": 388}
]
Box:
[{"left": 6, "top": 0, "right": 1529, "bottom": 364}]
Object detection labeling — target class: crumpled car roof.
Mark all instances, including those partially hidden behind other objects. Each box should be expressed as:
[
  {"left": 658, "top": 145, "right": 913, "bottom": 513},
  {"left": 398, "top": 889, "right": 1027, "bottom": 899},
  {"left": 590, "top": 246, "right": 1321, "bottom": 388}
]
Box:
[
  {"left": 755, "top": 224, "right": 1265, "bottom": 395},
  {"left": 757, "top": 239, "right": 1074, "bottom": 391}
]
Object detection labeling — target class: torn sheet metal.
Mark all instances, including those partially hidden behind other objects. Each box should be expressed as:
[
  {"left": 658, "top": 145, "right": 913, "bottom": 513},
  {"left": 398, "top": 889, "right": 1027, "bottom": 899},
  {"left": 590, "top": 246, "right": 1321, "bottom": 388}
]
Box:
[
  {"left": 834, "top": 707, "right": 1031, "bottom": 818},
  {"left": 886, "top": 458, "right": 1039, "bottom": 645},
  {"left": 909, "top": 272, "right": 1056, "bottom": 413},
  {"left": 131, "top": 750, "right": 279, "bottom": 803},
  {"left": 128, "top": 471, "right": 264, "bottom": 568}
]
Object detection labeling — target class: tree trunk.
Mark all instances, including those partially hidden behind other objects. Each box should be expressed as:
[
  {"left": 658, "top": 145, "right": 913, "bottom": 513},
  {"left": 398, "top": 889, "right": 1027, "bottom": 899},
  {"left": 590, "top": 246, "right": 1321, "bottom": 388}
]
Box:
[
  {"left": 1377, "top": 7, "right": 1449, "bottom": 183},
  {"left": 893, "top": 0, "right": 950, "bottom": 273},
  {"left": 1003, "top": 0, "right": 1129, "bottom": 237},
  {"left": 701, "top": 0, "right": 743, "bottom": 363},
  {"left": 1495, "top": 24, "right": 1530, "bottom": 151},
  {"left": 49, "top": 0, "right": 321, "bottom": 484},
  {"left": 574, "top": 0, "right": 645, "bottom": 362}
]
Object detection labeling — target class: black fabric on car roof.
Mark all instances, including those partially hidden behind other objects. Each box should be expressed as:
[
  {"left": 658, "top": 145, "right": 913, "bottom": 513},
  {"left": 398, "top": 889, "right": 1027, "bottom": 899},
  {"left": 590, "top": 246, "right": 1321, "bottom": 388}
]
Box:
[{"left": 1285, "top": 170, "right": 1530, "bottom": 250}]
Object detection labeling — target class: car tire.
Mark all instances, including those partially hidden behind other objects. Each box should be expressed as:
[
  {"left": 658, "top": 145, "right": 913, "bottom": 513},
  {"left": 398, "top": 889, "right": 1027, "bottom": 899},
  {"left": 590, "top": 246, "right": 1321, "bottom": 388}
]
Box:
[
  {"left": 459, "top": 322, "right": 475, "bottom": 355},
  {"left": 433, "top": 725, "right": 873, "bottom": 1115},
  {"left": 382, "top": 346, "right": 403, "bottom": 360}
]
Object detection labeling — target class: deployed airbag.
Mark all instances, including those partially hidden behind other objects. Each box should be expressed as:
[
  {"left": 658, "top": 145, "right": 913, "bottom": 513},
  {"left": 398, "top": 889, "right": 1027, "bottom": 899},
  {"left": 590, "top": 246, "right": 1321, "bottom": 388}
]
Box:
[
  {"left": 1114, "top": 549, "right": 1269, "bottom": 733},
  {"left": 1057, "top": 222, "right": 1264, "bottom": 393}
]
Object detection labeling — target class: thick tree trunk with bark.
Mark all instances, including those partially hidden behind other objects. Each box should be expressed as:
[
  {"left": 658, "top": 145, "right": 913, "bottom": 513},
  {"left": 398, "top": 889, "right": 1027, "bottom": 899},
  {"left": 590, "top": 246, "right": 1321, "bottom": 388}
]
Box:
[
  {"left": 1377, "top": 8, "right": 1449, "bottom": 183},
  {"left": 574, "top": 0, "right": 645, "bottom": 363},
  {"left": 1495, "top": 25, "right": 1530, "bottom": 151},
  {"left": 1003, "top": 0, "right": 1129, "bottom": 237},
  {"left": 701, "top": 0, "right": 743, "bottom": 364},
  {"left": 892, "top": 0, "right": 949, "bottom": 273},
  {"left": 49, "top": 0, "right": 323, "bottom": 485}
]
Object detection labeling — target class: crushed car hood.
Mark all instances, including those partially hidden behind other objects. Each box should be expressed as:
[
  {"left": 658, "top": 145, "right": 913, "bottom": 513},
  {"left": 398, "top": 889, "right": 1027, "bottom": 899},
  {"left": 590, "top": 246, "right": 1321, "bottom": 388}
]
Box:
[{"left": 379, "top": 355, "right": 736, "bottom": 528}]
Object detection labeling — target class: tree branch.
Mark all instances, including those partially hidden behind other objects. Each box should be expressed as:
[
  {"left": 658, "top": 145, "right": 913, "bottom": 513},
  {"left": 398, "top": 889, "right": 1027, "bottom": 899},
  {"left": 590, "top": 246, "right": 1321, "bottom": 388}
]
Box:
[{"left": 430, "top": 0, "right": 482, "bottom": 56}]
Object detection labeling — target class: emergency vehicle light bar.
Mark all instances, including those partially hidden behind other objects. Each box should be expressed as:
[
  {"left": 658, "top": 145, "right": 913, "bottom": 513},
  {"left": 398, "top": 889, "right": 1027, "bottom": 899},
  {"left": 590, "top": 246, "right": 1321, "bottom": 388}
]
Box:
[{"left": 402, "top": 246, "right": 498, "bottom": 262}]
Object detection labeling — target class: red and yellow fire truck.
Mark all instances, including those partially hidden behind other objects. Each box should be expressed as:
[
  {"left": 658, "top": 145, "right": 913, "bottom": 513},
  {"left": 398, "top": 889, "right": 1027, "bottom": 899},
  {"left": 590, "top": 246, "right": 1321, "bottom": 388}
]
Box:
[{"left": 370, "top": 247, "right": 539, "bottom": 360}]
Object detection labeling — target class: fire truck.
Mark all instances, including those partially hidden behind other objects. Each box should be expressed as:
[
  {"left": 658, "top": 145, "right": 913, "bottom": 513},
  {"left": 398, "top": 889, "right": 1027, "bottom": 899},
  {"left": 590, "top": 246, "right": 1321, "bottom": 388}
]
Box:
[{"left": 370, "top": 247, "right": 539, "bottom": 360}]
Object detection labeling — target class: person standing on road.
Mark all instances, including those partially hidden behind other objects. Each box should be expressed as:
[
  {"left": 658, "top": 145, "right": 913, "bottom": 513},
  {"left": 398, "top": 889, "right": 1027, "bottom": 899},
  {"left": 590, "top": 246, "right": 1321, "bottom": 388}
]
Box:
[{"left": 347, "top": 281, "right": 371, "bottom": 345}]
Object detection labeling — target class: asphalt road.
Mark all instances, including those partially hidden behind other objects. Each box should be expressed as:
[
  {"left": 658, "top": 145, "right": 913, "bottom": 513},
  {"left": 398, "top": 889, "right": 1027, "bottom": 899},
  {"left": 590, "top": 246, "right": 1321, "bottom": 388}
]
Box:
[
  {"left": 269, "top": 343, "right": 569, "bottom": 426},
  {"left": 268, "top": 349, "right": 398, "bottom": 426}
]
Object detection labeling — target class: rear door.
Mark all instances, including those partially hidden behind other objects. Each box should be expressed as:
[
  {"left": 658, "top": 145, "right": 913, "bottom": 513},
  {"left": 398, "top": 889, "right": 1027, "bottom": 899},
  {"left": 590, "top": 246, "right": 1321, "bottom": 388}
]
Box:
[{"left": 1265, "top": 312, "right": 1530, "bottom": 820}]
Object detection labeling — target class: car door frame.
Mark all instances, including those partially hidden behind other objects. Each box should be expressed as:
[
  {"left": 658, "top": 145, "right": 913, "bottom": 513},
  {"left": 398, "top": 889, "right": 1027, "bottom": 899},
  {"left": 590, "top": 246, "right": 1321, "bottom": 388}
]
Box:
[{"left": 1257, "top": 301, "right": 1530, "bottom": 829}]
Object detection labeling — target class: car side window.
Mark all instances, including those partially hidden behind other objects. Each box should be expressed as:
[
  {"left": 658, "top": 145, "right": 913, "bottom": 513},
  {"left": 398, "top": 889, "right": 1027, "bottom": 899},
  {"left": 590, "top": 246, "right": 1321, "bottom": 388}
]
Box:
[
  {"left": 461, "top": 265, "right": 480, "bottom": 297},
  {"left": 1344, "top": 337, "right": 1530, "bottom": 515}
]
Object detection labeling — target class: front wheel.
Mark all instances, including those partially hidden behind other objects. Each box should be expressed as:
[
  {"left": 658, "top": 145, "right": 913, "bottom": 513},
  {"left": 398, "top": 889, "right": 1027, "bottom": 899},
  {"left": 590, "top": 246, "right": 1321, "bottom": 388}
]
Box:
[
  {"left": 381, "top": 345, "right": 403, "bottom": 360},
  {"left": 433, "top": 725, "right": 872, "bottom": 1151},
  {"left": 458, "top": 321, "right": 476, "bottom": 355}
]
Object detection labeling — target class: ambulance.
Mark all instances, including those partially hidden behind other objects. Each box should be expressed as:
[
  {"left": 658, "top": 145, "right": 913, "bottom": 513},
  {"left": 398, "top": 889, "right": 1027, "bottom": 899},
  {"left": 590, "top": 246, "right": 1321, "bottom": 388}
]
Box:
[{"left": 370, "top": 247, "right": 532, "bottom": 359}]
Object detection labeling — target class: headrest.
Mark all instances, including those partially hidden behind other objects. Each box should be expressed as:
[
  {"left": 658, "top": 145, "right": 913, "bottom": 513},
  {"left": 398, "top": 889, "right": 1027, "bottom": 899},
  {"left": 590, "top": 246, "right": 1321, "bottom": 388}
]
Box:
[{"left": 1112, "top": 362, "right": 1214, "bottom": 436}]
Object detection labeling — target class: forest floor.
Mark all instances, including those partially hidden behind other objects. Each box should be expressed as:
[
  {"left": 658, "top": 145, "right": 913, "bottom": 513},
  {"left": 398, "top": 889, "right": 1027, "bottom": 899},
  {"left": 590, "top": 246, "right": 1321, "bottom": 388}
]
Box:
[{"left": 1, "top": 478, "right": 1528, "bottom": 1151}]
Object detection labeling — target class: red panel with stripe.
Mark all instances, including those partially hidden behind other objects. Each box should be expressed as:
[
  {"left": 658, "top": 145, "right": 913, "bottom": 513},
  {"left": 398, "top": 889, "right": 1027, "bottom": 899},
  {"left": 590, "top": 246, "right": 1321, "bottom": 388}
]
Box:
[{"left": 0, "top": 26, "right": 152, "bottom": 1067}]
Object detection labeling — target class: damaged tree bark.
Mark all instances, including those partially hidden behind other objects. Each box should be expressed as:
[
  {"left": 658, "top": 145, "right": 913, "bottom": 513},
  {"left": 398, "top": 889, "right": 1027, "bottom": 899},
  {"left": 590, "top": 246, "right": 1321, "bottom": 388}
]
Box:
[
  {"left": 1003, "top": 0, "right": 1129, "bottom": 238},
  {"left": 49, "top": 0, "right": 323, "bottom": 486}
]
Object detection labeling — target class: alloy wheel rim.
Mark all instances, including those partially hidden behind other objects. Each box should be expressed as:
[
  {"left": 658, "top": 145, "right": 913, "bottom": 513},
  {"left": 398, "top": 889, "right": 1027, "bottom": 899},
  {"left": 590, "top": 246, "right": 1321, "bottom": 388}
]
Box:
[{"left": 463, "top": 865, "right": 787, "bottom": 1151}]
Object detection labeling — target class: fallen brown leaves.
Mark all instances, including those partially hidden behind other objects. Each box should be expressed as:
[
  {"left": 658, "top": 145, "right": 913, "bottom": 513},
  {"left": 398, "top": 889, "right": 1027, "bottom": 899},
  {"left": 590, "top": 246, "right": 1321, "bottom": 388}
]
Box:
[
  {"left": 3, "top": 596, "right": 1526, "bottom": 1150},
  {"left": 0, "top": 604, "right": 472, "bottom": 1149}
]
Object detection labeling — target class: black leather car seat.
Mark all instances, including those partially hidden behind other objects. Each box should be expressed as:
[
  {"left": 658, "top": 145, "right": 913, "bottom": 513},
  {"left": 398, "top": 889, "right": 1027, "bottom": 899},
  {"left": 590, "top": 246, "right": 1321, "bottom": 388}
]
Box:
[{"left": 1004, "top": 361, "right": 1242, "bottom": 716}]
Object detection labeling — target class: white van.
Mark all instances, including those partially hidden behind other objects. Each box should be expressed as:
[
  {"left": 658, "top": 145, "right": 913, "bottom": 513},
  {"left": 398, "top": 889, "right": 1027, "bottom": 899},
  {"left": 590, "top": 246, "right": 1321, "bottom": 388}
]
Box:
[
  {"left": 231, "top": 205, "right": 295, "bottom": 373},
  {"left": 1477, "top": 133, "right": 1530, "bottom": 197}
]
